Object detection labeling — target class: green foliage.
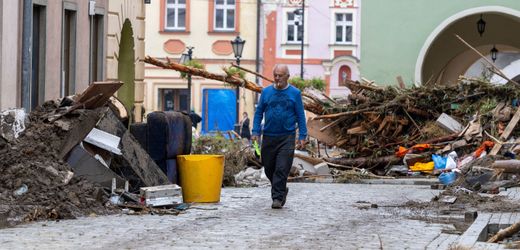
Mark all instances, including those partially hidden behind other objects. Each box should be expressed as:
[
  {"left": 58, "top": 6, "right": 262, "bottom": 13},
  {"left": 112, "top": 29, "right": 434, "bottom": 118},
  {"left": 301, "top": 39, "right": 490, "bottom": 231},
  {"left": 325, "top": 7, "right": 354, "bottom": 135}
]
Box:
[
  {"left": 225, "top": 66, "right": 246, "bottom": 79},
  {"left": 289, "top": 76, "right": 306, "bottom": 90},
  {"left": 289, "top": 77, "right": 326, "bottom": 91},
  {"left": 479, "top": 98, "right": 498, "bottom": 114},
  {"left": 180, "top": 60, "right": 205, "bottom": 78},
  {"left": 192, "top": 133, "right": 247, "bottom": 186}
]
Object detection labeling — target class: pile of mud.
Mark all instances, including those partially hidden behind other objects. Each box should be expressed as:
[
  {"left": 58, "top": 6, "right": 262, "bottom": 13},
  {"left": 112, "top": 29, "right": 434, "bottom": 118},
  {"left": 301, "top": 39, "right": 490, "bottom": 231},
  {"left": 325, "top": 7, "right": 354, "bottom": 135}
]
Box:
[
  {"left": 0, "top": 102, "right": 114, "bottom": 228},
  {"left": 402, "top": 188, "right": 520, "bottom": 213}
]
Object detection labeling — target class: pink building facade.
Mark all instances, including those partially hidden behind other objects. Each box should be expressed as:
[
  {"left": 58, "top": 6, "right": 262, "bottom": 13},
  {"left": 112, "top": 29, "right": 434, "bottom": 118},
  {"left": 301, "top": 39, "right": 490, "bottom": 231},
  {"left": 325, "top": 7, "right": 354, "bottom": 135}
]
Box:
[{"left": 261, "top": 0, "right": 361, "bottom": 97}]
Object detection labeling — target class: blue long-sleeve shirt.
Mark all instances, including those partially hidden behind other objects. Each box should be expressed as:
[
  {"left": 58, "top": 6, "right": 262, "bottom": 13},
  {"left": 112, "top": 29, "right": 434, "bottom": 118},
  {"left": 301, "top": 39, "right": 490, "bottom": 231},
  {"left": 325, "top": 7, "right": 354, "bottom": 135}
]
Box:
[{"left": 252, "top": 85, "right": 307, "bottom": 140}]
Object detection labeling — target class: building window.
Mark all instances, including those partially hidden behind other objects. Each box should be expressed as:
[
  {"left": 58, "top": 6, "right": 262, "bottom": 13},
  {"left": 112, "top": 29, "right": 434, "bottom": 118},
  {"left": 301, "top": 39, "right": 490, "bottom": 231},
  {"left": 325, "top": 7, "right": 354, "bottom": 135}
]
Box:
[
  {"left": 338, "top": 65, "right": 351, "bottom": 86},
  {"left": 90, "top": 14, "right": 104, "bottom": 82},
  {"left": 62, "top": 8, "right": 77, "bottom": 96},
  {"left": 335, "top": 13, "right": 353, "bottom": 43},
  {"left": 214, "top": 0, "right": 235, "bottom": 31},
  {"left": 287, "top": 12, "right": 302, "bottom": 43},
  {"left": 165, "top": 0, "right": 186, "bottom": 30},
  {"left": 159, "top": 89, "right": 189, "bottom": 112}
]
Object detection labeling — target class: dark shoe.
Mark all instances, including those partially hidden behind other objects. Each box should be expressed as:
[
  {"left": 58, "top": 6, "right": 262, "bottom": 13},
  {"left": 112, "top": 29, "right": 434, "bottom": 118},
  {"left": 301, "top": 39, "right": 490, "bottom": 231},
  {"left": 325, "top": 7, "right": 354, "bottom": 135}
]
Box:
[
  {"left": 281, "top": 187, "right": 289, "bottom": 206},
  {"left": 271, "top": 199, "right": 283, "bottom": 209}
]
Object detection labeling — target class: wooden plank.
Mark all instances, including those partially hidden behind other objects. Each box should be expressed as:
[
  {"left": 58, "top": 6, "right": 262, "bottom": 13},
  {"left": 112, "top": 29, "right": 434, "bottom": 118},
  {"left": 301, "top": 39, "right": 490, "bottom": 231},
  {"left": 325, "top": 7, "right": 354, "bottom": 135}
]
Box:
[
  {"left": 492, "top": 160, "right": 520, "bottom": 173},
  {"left": 347, "top": 126, "right": 367, "bottom": 135},
  {"left": 59, "top": 109, "right": 103, "bottom": 159},
  {"left": 396, "top": 75, "right": 405, "bottom": 89},
  {"left": 75, "top": 81, "right": 123, "bottom": 109},
  {"left": 307, "top": 118, "right": 338, "bottom": 146},
  {"left": 490, "top": 108, "right": 520, "bottom": 155}
]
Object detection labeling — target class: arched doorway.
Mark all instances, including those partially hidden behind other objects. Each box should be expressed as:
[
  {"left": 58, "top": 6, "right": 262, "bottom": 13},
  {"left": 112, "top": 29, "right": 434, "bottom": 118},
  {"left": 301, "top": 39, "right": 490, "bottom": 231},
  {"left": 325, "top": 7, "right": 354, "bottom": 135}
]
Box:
[
  {"left": 415, "top": 6, "right": 520, "bottom": 85},
  {"left": 118, "top": 19, "right": 136, "bottom": 114},
  {"left": 338, "top": 65, "right": 352, "bottom": 85}
]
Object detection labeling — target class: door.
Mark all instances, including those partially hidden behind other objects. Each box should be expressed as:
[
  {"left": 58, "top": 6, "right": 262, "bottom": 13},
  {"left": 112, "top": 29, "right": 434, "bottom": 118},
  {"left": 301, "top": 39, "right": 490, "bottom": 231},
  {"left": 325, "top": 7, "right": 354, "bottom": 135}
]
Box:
[{"left": 201, "top": 89, "right": 236, "bottom": 134}]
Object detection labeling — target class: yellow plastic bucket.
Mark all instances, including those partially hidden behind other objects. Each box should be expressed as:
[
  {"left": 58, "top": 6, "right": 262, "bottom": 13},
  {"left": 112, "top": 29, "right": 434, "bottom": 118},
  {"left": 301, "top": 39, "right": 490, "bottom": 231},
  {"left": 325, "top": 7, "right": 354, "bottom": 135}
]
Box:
[{"left": 177, "top": 154, "right": 225, "bottom": 203}]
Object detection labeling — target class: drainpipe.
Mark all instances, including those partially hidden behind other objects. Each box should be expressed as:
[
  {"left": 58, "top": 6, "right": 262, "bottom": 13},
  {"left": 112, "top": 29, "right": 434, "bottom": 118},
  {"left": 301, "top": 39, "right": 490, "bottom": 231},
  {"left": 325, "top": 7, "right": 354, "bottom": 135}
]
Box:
[
  {"left": 21, "top": 0, "right": 32, "bottom": 111},
  {"left": 254, "top": 0, "right": 261, "bottom": 104}
]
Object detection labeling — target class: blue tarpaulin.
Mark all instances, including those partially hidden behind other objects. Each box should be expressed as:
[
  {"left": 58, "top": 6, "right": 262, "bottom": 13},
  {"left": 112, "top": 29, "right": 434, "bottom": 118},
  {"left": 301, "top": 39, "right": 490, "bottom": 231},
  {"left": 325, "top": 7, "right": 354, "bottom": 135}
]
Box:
[{"left": 201, "top": 89, "right": 236, "bottom": 134}]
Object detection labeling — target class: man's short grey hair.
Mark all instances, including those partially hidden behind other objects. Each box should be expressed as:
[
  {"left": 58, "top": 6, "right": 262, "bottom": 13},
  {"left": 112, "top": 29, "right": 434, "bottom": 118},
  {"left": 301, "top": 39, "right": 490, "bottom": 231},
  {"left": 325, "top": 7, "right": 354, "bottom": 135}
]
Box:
[{"left": 273, "top": 64, "right": 290, "bottom": 76}]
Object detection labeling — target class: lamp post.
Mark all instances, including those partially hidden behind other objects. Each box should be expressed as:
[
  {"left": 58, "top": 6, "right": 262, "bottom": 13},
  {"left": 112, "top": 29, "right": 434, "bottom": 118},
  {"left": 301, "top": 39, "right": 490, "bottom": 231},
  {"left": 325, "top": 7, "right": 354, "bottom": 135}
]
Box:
[
  {"left": 294, "top": 0, "right": 305, "bottom": 79},
  {"left": 231, "top": 36, "right": 246, "bottom": 124},
  {"left": 179, "top": 46, "right": 194, "bottom": 111}
]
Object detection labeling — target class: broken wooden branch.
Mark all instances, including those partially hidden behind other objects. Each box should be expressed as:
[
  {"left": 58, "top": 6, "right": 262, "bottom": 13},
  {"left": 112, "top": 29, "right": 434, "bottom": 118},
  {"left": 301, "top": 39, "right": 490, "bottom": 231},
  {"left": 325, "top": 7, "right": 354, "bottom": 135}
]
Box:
[
  {"left": 48, "top": 93, "right": 103, "bottom": 123},
  {"left": 231, "top": 62, "right": 274, "bottom": 83},
  {"left": 490, "top": 107, "right": 520, "bottom": 155},
  {"left": 319, "top": 117, "right": 345, "bottom": 132},
  {"left": 455, "top": 34, "right": 520, "bottom": 87},
  {"left": 144, "top": 56, "right": 325, "bottom": 115},
  {"left": 419, "top": 133, "right": 460, "bottom": 144},
  {"left": 403, "top": 107, "right": 424, "bottom": 137},
  {"left": 487, "top": 220, "right": 520, "bottom": 243},
  {"left": 343, "top": 79, "right": 384, "bottom": 92},
  {"left": 491, "top": 160, "right": 520, "bottom": 173},
  {"left": 324, "top": 155, "right": 401, "bottom": 167}
]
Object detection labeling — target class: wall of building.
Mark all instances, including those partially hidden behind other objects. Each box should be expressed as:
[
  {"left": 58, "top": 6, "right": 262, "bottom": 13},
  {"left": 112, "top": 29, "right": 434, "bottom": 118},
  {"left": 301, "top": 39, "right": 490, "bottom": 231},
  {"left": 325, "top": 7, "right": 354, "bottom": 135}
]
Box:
[
  {"left": 106, "top": 0, "right": 146, "bottom": 121},
  {"left": 0, "top": 0, "right": 111, "bottom": 111},
  {"left": 261, "top": 0, "right": 360, "bottom": 98},
  {"left": 360, "top": 0, "right": 520, "bottom": 85},
  {"left": 144, "top": 0, "right": 258, "bottom": 125},
  {"left": 0, "top": 0, "right": 22, "bottom": 109}
]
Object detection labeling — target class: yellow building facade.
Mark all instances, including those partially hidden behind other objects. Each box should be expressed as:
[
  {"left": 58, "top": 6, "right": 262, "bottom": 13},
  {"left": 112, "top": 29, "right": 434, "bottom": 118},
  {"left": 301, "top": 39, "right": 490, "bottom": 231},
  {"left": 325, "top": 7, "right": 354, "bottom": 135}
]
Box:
[{"left": 144, "top": 0, "right": 259, "bottom": 133}]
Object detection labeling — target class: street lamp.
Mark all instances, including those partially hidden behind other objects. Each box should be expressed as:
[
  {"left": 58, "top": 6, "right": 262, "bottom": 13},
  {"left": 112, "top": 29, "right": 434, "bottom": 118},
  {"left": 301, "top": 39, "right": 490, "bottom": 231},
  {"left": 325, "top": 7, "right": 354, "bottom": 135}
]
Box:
[
  {"left": 491, "top": 45, "right": 498, "bottom": 63},
  {"left": 230, "top": 36, "right": 245, "bottom": 124},
  {"left": 293, "top": 0, "right": 305, "bottom": 79},
  {"left": 477, "top": 14, "right": 486, "bottom": 37},
  {"left": 179, "top": 46, "right": 194, "bottom": 111}
]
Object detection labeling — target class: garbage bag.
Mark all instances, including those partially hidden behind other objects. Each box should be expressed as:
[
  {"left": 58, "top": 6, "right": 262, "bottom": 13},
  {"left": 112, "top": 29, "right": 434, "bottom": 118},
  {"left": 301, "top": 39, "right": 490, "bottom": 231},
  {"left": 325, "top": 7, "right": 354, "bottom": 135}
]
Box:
[{"left": 432, "top": 154, "right": 447, "bottom": 170}]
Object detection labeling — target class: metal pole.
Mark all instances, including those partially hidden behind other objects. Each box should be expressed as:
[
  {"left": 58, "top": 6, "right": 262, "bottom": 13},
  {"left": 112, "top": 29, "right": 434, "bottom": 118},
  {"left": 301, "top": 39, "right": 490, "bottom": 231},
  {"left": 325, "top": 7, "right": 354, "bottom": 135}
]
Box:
[
  {"left": 187, "top": 47, "right": 193, "bottom": 111},
  {"left": 300, "top": 0, "right": 304, "bottom": 79},
  {"left": 236, "top": 57, "right": 240, "bottom": 124}
]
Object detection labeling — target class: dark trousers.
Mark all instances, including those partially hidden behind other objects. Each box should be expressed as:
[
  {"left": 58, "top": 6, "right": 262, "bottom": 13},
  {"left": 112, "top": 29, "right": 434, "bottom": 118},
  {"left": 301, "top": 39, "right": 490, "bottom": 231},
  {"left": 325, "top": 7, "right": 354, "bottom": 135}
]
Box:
[{"left": 261, "top": 134, "right": 295, "bottom": 201}]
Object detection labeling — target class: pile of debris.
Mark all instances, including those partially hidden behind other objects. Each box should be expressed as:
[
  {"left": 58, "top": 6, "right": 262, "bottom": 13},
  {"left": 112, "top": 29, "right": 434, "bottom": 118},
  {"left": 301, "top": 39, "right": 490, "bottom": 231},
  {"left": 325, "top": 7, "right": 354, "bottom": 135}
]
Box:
[
  {"left": 192, "top": 132, "right": 259, "bottom": 186},
  {"left": 0, "top": 105, "right": 113, "bottom": 227},
  {"left": 143, "top": 55, "right": 520, "bottom": 191},
  {"left": 0, "top": 82, "right": 170, "bottom": 228}
]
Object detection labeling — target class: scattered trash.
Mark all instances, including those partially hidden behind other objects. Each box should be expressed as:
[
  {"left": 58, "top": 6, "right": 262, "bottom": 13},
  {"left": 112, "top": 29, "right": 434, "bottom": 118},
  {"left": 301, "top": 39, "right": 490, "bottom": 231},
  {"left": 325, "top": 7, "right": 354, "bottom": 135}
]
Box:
[
  {"left": 139, "top": 184, "right": 182, "bottom": 207},
  {"left": 439, "top": 172, "right": 457, "bottom": 185},
  {"left": 439, "top": 195, "right": 457, "bottom": 204},
  {"left": 0, "top": 108, "right": 26, "bottom": 140},
  {"left": 234, "top": 167, "right": 269, "bottom": 187},
  {"left": 13, "top": 184, "right": 28, "bottom": 196}
]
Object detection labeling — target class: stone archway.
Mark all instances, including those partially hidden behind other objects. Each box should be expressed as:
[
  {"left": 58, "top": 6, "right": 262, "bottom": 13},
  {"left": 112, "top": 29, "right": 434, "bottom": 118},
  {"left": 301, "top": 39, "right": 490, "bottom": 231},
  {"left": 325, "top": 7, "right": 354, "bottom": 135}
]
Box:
[{"left": 415, "top": 6, "right": 520, "bottom": 85}]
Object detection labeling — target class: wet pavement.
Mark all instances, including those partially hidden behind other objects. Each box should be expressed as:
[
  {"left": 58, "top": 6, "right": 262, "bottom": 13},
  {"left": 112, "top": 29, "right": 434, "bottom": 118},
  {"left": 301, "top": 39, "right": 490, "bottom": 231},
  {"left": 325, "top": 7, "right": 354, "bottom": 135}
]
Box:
[{"left": 0, "top": 183, "right": 454, "bottom": 249}]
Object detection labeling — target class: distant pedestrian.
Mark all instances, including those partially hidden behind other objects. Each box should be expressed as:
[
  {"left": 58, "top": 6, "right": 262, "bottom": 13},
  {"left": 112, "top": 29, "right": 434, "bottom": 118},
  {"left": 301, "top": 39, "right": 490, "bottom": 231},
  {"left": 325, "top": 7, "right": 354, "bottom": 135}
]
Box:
[
  {"left": 252, "top": 65, "right": 307, "bottom": 209},
  {"left": 188, "top": 110, "right": 202, "bottom": 129},
  {"left": 239, "top": 112, "right": 251, "bottom": 141}
]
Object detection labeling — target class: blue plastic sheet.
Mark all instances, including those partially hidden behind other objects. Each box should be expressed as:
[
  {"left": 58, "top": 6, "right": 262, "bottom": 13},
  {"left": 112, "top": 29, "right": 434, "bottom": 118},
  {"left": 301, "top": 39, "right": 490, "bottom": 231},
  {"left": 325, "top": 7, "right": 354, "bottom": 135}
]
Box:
[{"left": 201, "top": 89, "right": 236, "bottom": 134}]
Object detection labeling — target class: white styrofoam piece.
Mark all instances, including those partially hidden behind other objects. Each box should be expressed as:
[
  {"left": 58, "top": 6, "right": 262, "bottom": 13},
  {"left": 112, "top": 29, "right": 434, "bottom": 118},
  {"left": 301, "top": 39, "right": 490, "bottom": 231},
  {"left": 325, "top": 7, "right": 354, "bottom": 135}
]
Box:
[
  {"left": 436, "top": 113, "right": 464, "bottom": 133},
  {"left": 84, "top": 128, "right": 122, "bottom": 155}
]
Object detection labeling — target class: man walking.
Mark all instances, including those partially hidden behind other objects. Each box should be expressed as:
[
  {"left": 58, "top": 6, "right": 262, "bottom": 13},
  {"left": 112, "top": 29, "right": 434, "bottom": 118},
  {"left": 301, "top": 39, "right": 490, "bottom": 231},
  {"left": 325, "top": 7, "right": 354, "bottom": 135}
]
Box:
[{"left": 252, "top": 65, "right": 307, "bottom": 209}]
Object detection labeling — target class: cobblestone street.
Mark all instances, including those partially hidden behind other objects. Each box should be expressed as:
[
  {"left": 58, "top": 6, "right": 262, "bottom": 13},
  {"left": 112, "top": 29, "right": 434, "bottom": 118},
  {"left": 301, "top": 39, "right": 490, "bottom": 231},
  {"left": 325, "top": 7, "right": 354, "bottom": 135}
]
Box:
[{"left": 0, "top": 183, "right": 456, "bottom": 249}]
